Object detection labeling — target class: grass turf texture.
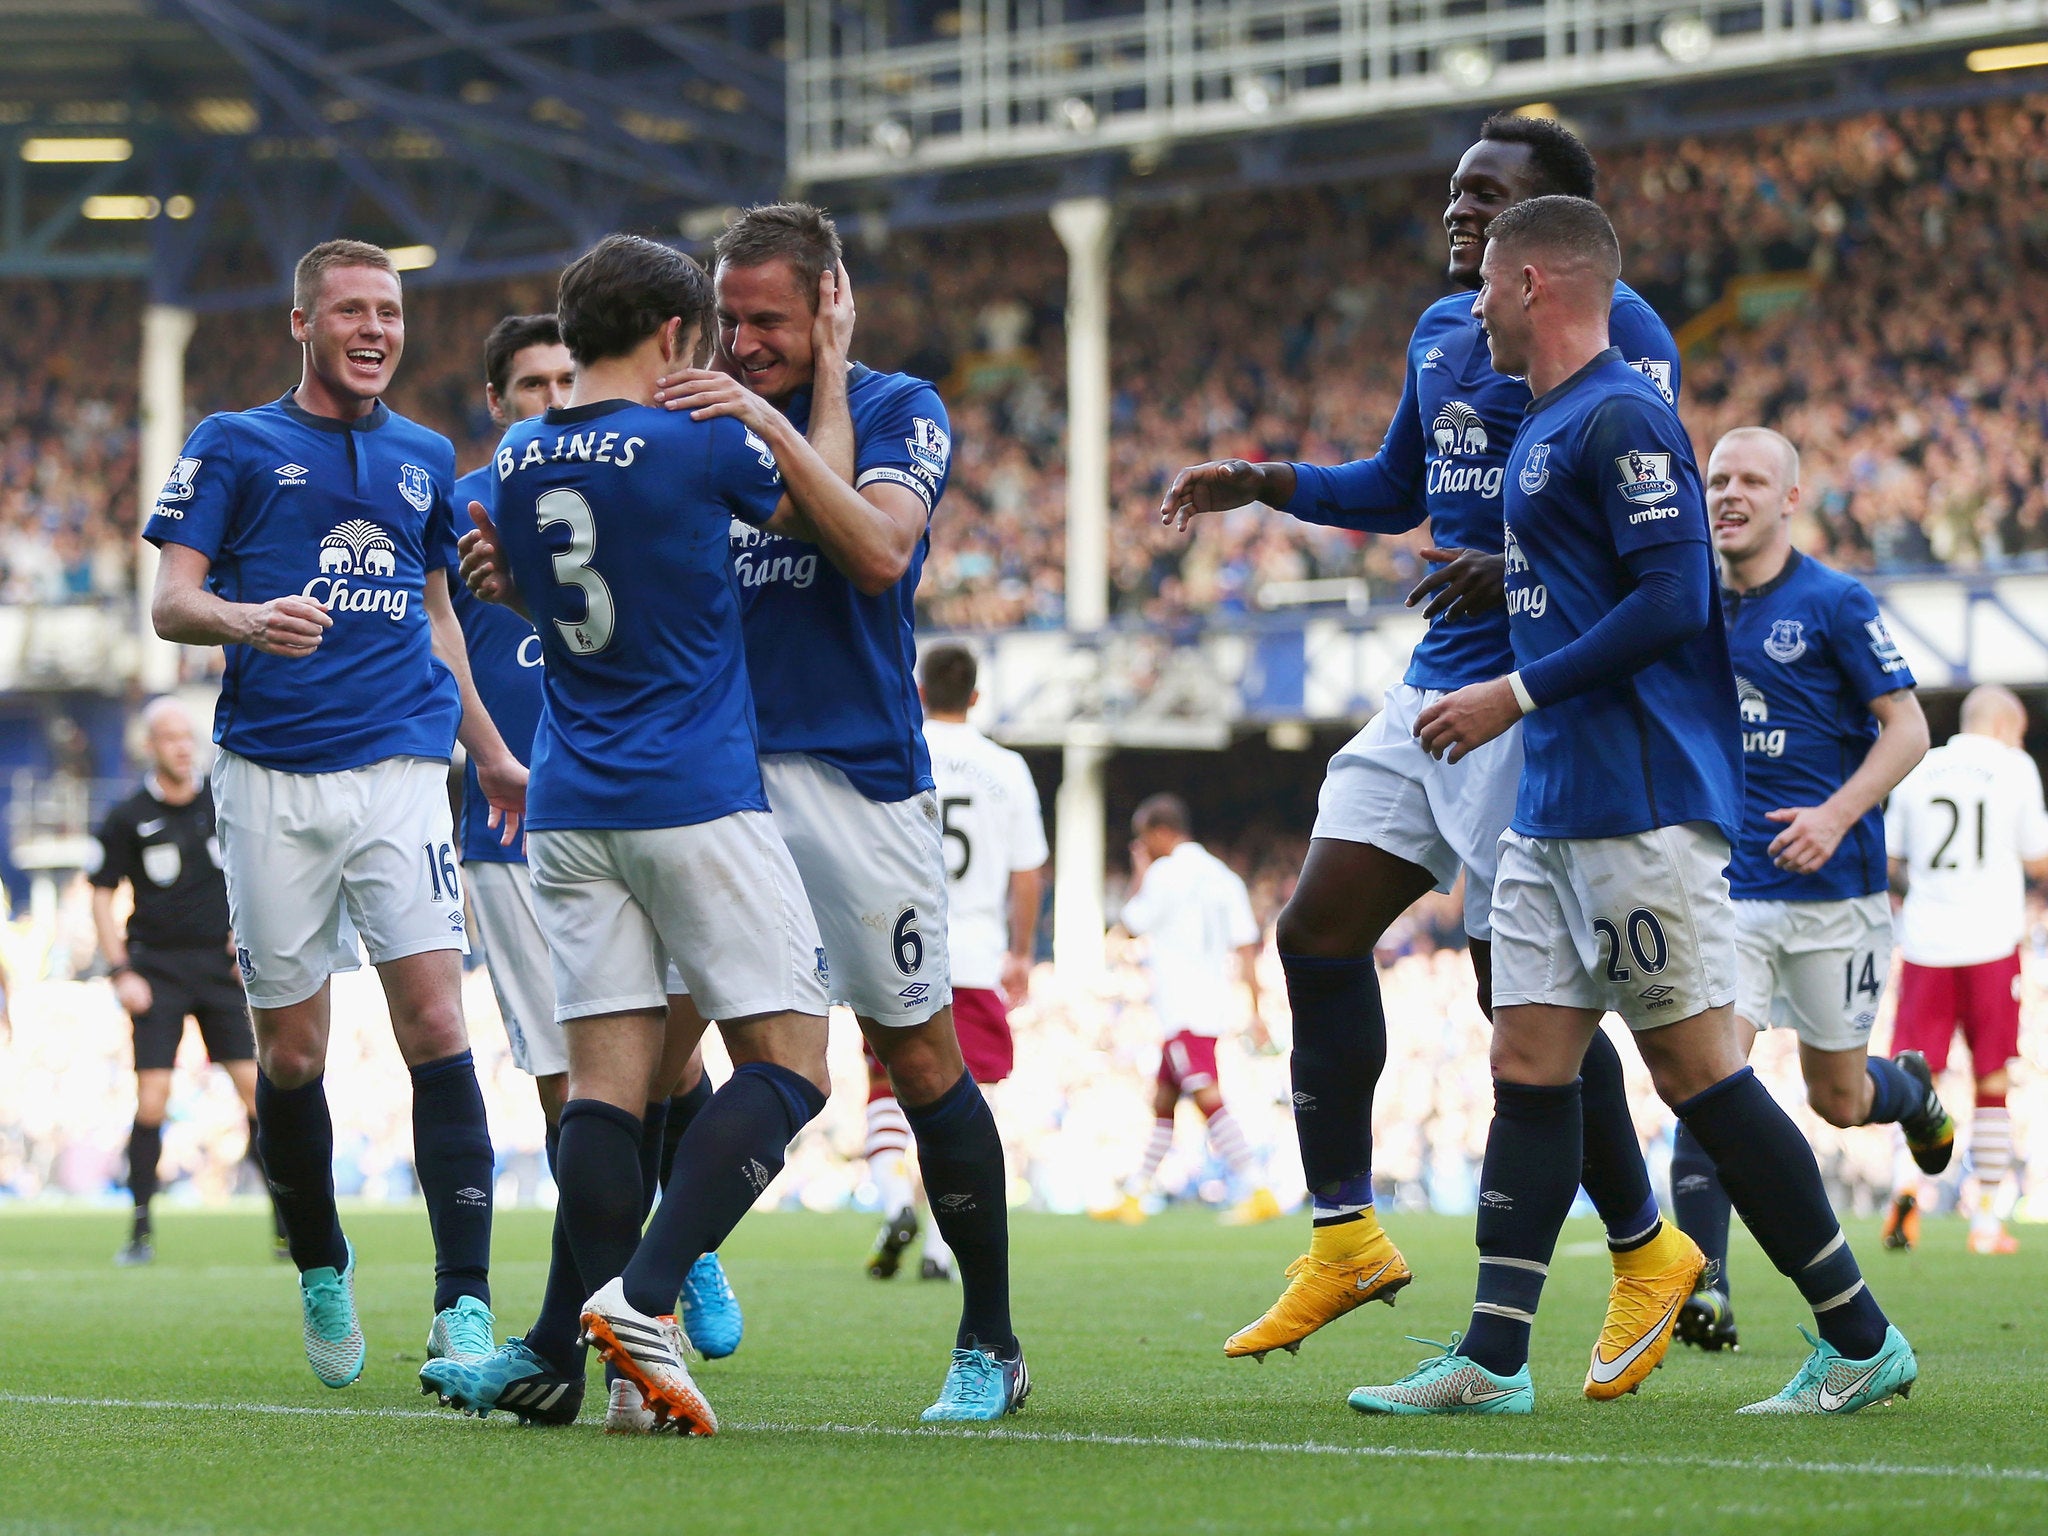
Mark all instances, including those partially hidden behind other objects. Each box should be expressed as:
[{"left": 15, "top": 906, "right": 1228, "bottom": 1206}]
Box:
[{"left": 1, "top": 1208, "right": 2043, "bottom": 1534}]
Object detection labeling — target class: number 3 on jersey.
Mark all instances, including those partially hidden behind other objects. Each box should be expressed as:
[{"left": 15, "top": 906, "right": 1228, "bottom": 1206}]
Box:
[{"left": 536, "top": 487, "right": 615, "bottom": 654}]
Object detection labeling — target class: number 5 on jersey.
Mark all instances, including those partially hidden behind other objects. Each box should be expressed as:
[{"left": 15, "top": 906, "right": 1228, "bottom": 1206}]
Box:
[{"left": 537, "top": 487, "right": 615, "bottom": 654}]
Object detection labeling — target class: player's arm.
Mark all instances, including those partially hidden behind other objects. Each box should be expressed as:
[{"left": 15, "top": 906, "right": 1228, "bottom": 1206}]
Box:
[
  {"left": 1159, "top": 331, "right": 1428, "bottom": 534},
  {"left": 424, "top": 567, "right": 526, "bottom": 842},
  {"left": 1004, "top": 864, "right": 1043, "bottom": 1005},
  {"left": 86, "top": 819, "right": 151, "bottom": 1015},
  {"left": 2021, "top": 760, "right": 2048, "bottom": 880},
  {"left": 150, "top": 544, "right": 332, "bottom": 654},
  {"left": 1767, "top": 689, "right": 1928, "bottom": 875}
]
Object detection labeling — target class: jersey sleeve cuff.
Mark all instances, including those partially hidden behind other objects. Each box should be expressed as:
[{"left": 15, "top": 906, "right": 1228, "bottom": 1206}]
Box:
[{"left": 1507, "top": 671, "right": 1538, "bottom": 716}]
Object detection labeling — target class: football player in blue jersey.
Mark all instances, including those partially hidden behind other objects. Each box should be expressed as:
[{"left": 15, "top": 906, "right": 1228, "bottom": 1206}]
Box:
[
  {"left": 1350, "top": 196, "right": 1916, "bottom": 1416},
  {"left": 444, "top": 235, "right": 832, "bottom": 1436},
  {"left": 145, "top": 239, "right": 526, "bottom": 1389},
  {"left": 1159, "top": 115, "right": 1689, "bottom": 1386},
  {"left": 646, "top": 205, "right": 1025, "bottom": 1421},
  {"left": 1669, "top": 426, "right": 1948, "bottom": 1352}
]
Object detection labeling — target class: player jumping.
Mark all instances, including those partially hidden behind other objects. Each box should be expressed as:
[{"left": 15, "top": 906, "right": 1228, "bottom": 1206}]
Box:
[
  {"left": 1670, "top": 426, "right": 1947, "bottom": 1351},
  {"left": 146, "top": 239, "right": 524, "bottom": 1387},
  {"left": 1351, "top": 196, "right": 1915, "bottom": 1416},
  {"left": 1160, "top": 114, "right": 1689, "bottom": 1383},
  {"left": 448, "top": 235, "right": 831, "bottom": 1436},
  {"left": 1094, "top": 795, "right": 1276, "bottom": 1225},
  {"left": 1883, "top": 685, "right": 2048, "bottom": 1255},
  {"left": 865, "top": 642, "right": 1046, "bottom": 1282}
]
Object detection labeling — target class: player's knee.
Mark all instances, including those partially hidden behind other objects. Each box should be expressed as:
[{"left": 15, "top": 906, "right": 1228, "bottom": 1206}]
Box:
[
  {"left": 256, "top": 1038, "right": 324, "bottom": 1088},
  {"left": 1808, "top": 1080, "right": 1865, "bottom": 1129},
  {"left": 1275, "top": 896, "right": 1352, "bottom": 958},
  {"left": 394, "top": 998, "right": 469, "bottom": 1063}
]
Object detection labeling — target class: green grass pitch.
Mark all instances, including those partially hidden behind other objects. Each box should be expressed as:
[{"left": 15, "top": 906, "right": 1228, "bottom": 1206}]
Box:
[{"left": 2, "top": 1207, "right": 2043, "bottom": 1534}]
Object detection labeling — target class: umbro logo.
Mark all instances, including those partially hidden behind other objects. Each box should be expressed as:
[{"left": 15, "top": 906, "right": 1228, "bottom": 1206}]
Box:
[
  {"left": 1640, "top": 984, "right": 1677, "bottom": 1006},
  {"left": 455, "top": 1186, "right": 489, "bottom": 1206},
  {"left": 936, "top": 1191, "right": 974, "bottom": 1210},
  {"left": 1478, "top": 1189, "right": 1513, "bottom": 1209},
  {"left": 1291, "top": 1091, "right": 1316, "bottom": 1108},
  {"left": 744, "top": 1158, "right": 771, "bottom": 1193},
  {"left": 275, "top": 463, "right": 309, "bottom": 486},
  {"left": 1421, "top": 346, "right": 1445, "bottom": 370},
  {"left": 1674, "top": 1173, "right": 1711, "bottom": 1194}
]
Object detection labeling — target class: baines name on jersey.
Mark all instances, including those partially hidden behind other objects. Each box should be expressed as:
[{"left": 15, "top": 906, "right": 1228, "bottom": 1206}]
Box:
[{"left": 495, "top": 430, "right": 646, "bottom": 478}]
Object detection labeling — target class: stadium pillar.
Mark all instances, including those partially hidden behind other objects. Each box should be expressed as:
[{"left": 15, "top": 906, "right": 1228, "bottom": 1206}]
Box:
[
  {"left": 136, "top": 305, "right": 194, "bottom": 693},
  {"left": 1051, "top": 196, "right": 1114, "bottom": 981}
]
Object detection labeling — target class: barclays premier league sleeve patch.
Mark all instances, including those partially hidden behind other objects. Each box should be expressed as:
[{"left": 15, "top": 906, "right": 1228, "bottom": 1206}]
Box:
[
  {"left": 1615, "top": 450, "right": 1678, "bottom": 518},
  {"left": 156, "top": 456, "right": 202, "bottom": 509}
]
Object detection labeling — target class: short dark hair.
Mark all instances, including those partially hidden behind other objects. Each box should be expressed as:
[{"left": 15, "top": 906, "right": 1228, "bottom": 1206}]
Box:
[
  {"left": 293, "top": 238, "right": 396, "bottom": 313},
  {"left": 919, "top": 643, "right": 978, "bottom": 713},
  {"left": 1479, "top": 113, "right": 1599, "bottom": 201},
  {"left": 1132, "top": 793, "right": 1190, "bottom": 837},
  {"left": 555, "top": 234, "right": 714, "bottom": 367},
  {"left": 1484, "top": 195, "right": 1621, "bottom": 285},
  {"left": 712, "top": 202, "right": 843, "bottom": 309},
  {"left": 483, "top": 313, "right": 563, "bottom": 398}
]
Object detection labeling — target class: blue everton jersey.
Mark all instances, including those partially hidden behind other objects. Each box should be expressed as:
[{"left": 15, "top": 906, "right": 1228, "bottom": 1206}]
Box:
[
  {"left": 450, "top": 464, "right": 543, "bottom": 864},
  {"left": 1502, "top": 351, "right": 1742, "bottom": 842},
  {"left": 492, "top": 400, "right": 780, "bottom": 831},
  {"left": 143, "top": 394, "right": 461, "bottom": 773},
  {"left": 1722, "top": 551, "right": 1915, "bottom": 900},
  {"left": 1285, "top": 282, "right": 1677, "bottom": 690},
  {"left": 739, "top": 364, "right": 947, "bottom": 802}
]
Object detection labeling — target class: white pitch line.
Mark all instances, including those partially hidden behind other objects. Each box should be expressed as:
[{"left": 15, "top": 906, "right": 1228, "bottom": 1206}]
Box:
[{"left": 3, "top": 1392, "right": 2045, "bottom": 1485}]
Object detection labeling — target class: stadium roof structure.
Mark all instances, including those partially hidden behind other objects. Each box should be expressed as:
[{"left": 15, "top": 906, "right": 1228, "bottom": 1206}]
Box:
[{"left": 0, "top": 0, "right": 787, "bottom": 307}]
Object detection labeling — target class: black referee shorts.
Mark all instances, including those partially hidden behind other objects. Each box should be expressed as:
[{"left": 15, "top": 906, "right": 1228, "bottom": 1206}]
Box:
[{"left": 127, "top": 946, "right": 255, "bottom": 1073}]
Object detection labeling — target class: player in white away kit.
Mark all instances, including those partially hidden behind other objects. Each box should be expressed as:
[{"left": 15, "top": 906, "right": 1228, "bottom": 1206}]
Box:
[
  {"left": 1884, "top": 685, "right": 2048, "bottom": 1255},
  {"left": 146, "top": 239, "right": 525, "bottom": 1388},
  {"left": 865, "top": 643, "right": 1046, "bottom": 1282},
  {"left": 1096, "top": 795, "right": 1276, "bottom": 1225}
]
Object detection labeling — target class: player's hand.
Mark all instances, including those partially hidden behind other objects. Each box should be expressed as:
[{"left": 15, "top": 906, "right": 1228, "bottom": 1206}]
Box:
[
  {"left": 1414, "top": 677, "right": 1521, "bottom": 763},
  {"left": 112, "top": 968, "right": 153, "bottom": 1017},
  {"left": 1158, "top": 460, "right": 1272, "bottom": 532},
  {"left": 476, "top": 752, "right": 528, "bottom": 847},
  {"left": 1128, "top": 838, "right": 1153, "bottom": 878},
  {"left": 1406, "top": 546, "right": 1506, "bottom": 622},
  {"left": 812, "top": 260, "right": 856, "bottom": 366},
  {"left": 240, "top": 594, "right": 330, "bottom": 657},
  {"left": 459, "top": 502, "right": 515, "bottom": 606},
  {"left": 1000, "top": 951, "right": 1032, "bottom": 1007},
  {"left": 1766, "top": 803, "right": 1848, "bottom": 875},
  {"left": 657, "top": 369, "right": 781, "bottom": 433},
  {"left": 1246, "top": 1015, "right": 1275, "bottom": 1054}
]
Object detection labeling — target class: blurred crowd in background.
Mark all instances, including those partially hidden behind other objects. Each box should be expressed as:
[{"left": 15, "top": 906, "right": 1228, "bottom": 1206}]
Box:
[
  {"left": 4, "top": 856, "right": 2041, "bottom": 1231},
  {"left": 1, "top": 97, "right": 2045, "bottom": 620}
]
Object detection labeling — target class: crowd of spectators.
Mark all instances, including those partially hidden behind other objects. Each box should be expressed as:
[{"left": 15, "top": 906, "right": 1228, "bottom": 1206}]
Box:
[
  {"left": 5, "top": 95, "right": 2048, "bottom": 627},
  {"left": 4, "top": 851, "right": 2039, "bottom": 1233}
]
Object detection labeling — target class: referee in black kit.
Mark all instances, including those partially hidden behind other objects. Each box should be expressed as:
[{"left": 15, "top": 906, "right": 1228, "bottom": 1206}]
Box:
[{"left": 89, "top": 697, "right": 283, "bottom": 1265}]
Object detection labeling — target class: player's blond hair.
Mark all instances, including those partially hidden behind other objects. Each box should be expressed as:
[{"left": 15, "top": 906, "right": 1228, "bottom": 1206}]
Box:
[
  {"left": 293, "top": 239, "right": 397, "bottom": 314},
  {"left": 1713, "top": 426, "right": 1801, "bottom": 488}
]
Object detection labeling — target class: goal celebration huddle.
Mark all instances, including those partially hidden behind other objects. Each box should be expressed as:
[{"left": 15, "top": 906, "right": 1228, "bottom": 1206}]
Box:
[{"left": 136, "top": 113, "right": 2046, "bottom": 1435}]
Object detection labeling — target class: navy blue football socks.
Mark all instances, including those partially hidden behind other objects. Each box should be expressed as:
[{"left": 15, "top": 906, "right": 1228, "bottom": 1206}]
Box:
[
  {"left": 531, "top": 1097, "right": 645, "bottom": 1370},
  {"left": 255, "top": 1070, "right": 349, "bottom": 1275},
  {"left": 1669, "top": 1121, "right": 1730, "bottom": 1297},
  {"left": 1863, "top": 1056, "right": 1920, "bottom": 1125},
  {"left": 903, "top": 1071, "right": 1017, "bottom": 1357},
  {"left": 1282, "top": 953, "right": 1385, "bottom": 1215},
  {"left": 622, "top": 1062, "right": 825, "bottom": 1316},
  {"left": 660, "top": 1075, "right": 715, "bottom": 1191},
  {"left": 1578, "top": 1029, "right": 1662, "bottom": 1250},
  {"left": 409, "top": 1049, "right": 494, "bottom": 1311},
  {"left": 1676, "top": 1067, "right": 1888, "bottom": 1358},
  {"left": 127, "top": 1120, "right": 162, "bottom": 1215},
  {"left": 638, "top": 1100, "right": 668, "bottom": 1219},
  {"left": 1460, "top": 1079, "right": 1582, "bottom": 1376}
]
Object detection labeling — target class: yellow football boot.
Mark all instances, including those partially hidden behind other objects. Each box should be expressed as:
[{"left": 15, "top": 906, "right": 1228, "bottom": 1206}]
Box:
[
  {"left": 1089, "top": 1193, "right": 1146, "bottom": 1225},
  {"left": 1223, "top": 1214, "right": 1411, "bottom": 1359},
  {"left": 1583, "top": 1223, "right": 1705, "bottom": 1401},
  {"left": 1219, "top": 1187, "right": 1284, "bottom": 1227}
]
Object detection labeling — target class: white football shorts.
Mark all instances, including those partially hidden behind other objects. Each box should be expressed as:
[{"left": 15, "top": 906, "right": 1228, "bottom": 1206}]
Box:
[
  {"left": 735, "top": 753, "right": 952, "bottom": 1026},
  {"left": 1312, "top": 683, "right": 1522, "bottom": 939},
  {"left": 463, "top": 858, "right": 570, "bottom": 1078},
  {"left": 1733, "top": 892, "right": 1894, "bottom": 1053},
  {"left": 1490, "top": 821, "right": 1737, "bottom": 1029},
  {"left": 212, "top": 751, "right": 468, "bottom": 1010},
  {"left": 527, "top": 811, "right": 827, "bottom": 1025}
]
